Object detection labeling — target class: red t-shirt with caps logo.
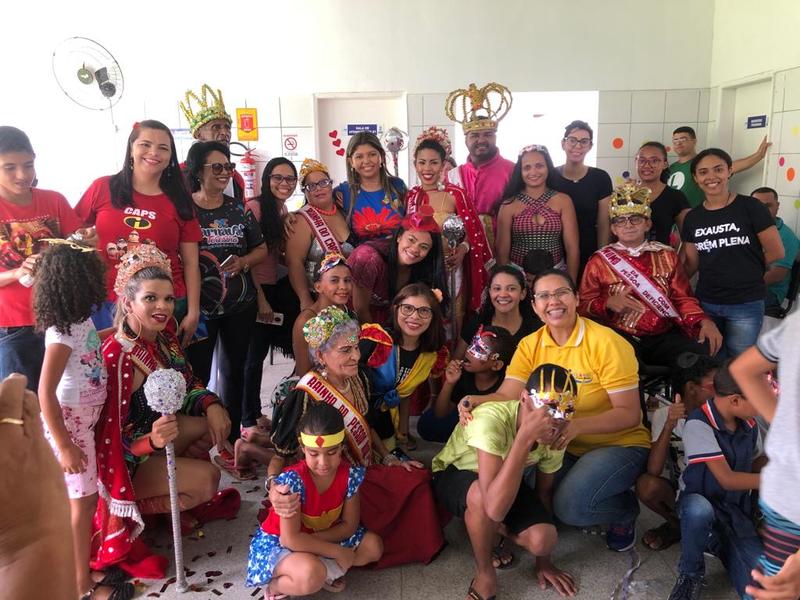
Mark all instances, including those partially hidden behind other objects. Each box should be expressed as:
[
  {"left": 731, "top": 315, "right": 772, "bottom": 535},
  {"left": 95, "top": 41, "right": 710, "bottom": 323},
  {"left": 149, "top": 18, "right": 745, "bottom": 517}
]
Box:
[
  {"left": 0, "top": 188, "right": 82, "bottom": 327},
  {"left": 76, "top": 176, "right": 202, "bottom": 301}
]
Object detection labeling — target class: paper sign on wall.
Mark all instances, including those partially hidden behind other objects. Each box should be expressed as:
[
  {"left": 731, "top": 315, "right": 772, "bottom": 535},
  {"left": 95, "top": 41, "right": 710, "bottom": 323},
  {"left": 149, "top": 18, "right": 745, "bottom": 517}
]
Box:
[
  {"left": 746, "top": 115, "right": 767, "bottom": 129},
  {"left": 237, "top": 108, "right": 259, "bottom": 141}
]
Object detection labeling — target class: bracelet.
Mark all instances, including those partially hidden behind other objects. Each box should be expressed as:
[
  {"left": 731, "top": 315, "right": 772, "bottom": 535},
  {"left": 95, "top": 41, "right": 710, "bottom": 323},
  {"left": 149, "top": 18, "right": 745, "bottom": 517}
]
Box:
[
  {"left": 382, "top": 454, "right": 397, "bottom": 465},
  {"left": 265, "top": 474, "right": 277, "bottom": 490},
  {"left": 148, "top": 436, "right": 163, "bottom": 452}
]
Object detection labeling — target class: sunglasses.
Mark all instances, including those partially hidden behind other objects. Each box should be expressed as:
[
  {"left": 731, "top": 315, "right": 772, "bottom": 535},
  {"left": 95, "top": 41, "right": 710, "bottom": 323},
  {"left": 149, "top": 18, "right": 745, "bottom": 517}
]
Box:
[{"left": 204, "top": 162, "right": 236, "bottom": 175}]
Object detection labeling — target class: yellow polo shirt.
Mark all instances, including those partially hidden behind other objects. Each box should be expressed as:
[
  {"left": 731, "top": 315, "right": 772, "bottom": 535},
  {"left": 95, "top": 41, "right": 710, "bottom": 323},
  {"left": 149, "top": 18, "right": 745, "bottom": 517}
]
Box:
[
  {"left": 506, "top": 317, "right": 649, "bottom": 456},
  {"left": 432, "top": 400, "right": 565, "bottom": 474}
]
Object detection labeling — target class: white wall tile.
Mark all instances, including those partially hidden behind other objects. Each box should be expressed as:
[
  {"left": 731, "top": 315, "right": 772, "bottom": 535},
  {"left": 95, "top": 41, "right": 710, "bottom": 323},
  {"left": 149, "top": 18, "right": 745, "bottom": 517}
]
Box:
[
  {"left": 777, "top": 194, "right": 799, "bottom": 234},
  {"left": 631, "top": 90, "right": 666, "bottom": 123},
  {"left": 597, "top": 123, "right": 631, "bottom": 158},
  {"left": 784, "top": 68, "right": 800, "bottom": 112},
  {"left": 773, "top": 154, "right": 800, "bottom": 198},
  {"left": 598, "top": 91, "right": 632, "bottom": 123},
  {"left": 408, "top": 94, "right": 424, "bottom": 127},
  {"left": 770, "top": 111, "right": 784, "bottom": 151},
  {"left": 773, "top": 71, "right": 786, "bottom": 114},
  {"left": 764, "top": 153, "right": 779, "bottom": 192},
  {"left": 709, "top": 87, "right": 720, "bottom": 122},
  {"left": 698, "top": 89, "right": 711, "bottom": 123},
  {"left": 665, "top": 89, "right": 700, "bottom": 123},
  {"left": 596, "top": 157, "right": 634, "bottom": 186},
  {"left": 778, "top": 110, "right": 800, "bottom": 155},
  {"left": 630, "top": 123, "right": 666, "bottom": 151},
  {"left": 279, "top": 95, "right": 313, "bottom": 127},
  {"left": 422, "top": 93, "right": 449, "bottom": 126}
]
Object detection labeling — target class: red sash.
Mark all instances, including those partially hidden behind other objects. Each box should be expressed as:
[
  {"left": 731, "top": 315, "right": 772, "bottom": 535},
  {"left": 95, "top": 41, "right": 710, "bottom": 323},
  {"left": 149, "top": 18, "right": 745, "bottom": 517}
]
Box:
[
  {"left": 598, "top": 246, "right": 679, "bottom": 319},
  {"left": 296, "top": 372, "right": 372, "bottom": 466},
  {"left": 298, "top": 205, "right": 342, "bottom": 254}
]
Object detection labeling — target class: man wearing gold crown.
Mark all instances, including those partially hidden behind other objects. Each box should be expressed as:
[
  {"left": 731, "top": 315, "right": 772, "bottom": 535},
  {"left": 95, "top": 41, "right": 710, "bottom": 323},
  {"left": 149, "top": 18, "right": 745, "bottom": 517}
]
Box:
[
  {"left": 578, "top": 183, "right": 722, "bottom": 367},
  {"left": 179, "top": 84, "right": 245, "bottom": 201},
  {"left": 445, "top": 83, "right": 515, "bottom": 245}
]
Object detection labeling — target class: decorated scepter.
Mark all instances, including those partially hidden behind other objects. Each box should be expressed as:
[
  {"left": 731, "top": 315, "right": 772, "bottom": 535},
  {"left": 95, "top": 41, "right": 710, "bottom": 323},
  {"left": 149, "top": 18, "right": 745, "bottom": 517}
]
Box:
[
  {"left": 144, "top": 369, "right": 189, "bottom": 593},
  {"left": 383, "top": 127, "right": 407, "bottom": 177},
  {"left": 442, "top": 214, "right": 466, "bottom": 341}
]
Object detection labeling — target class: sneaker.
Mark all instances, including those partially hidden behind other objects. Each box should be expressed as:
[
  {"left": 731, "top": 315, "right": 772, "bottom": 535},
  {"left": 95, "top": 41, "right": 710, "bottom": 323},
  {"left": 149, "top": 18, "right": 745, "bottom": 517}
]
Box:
[
  {"left": 606, "top": 522, "right": 636, "bottom": 552},
  {"left": 667, "top": 574, "right": 704, "bottom": 600}
]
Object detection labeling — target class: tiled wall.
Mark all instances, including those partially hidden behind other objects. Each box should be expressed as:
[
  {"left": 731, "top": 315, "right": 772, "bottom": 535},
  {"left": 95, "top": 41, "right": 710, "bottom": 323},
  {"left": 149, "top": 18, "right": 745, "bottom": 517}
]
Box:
[
  {"left": 595, "top": 89, "right": 712, "bottom": 186},
  {"left": 406, "top": 93, "right": 458, "bottom": 187},
  {"left": 763, "top": 67, "right": 800, "bottom": 232}
]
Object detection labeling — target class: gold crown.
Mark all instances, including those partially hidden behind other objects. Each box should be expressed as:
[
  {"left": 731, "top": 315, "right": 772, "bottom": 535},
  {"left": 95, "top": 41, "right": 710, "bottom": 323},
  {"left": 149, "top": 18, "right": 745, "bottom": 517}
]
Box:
[
  {"left": 300, "top": 158, "right": 329, "bottom": 183},
  {"left": 113, "top": 243, "right": 172, "bottom": 296},
  {"left": 609, "top": 182, "right": 652, "bottom": 219},
  {"left": 179, "top": 84, "right": 232, "bottom": 137},
  {"left": 445, "top": 82, "right": 513, "bottom": 133}
]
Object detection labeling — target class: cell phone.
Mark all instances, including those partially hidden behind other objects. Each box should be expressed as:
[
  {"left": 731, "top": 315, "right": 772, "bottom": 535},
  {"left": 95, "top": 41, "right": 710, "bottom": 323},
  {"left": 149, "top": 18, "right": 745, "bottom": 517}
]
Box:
[
  {"left": 220, "top": 255, "right": 236, "bottom": 269},
  {"left": 257, "top": 312, "right": 284, "bottom": 325}
]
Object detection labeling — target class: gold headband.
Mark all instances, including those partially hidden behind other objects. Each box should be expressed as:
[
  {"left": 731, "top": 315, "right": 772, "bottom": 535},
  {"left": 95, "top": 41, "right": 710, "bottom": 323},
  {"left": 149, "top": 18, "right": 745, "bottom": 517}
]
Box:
[
  {"left": 300, "top": 430, "right": 345, "bottom": 448},
  {"left": 41, "top": 238, "right": 96, "bottom": 253},
  {"left": 300, "top": 158, "right": 329, "bottom": 183}
]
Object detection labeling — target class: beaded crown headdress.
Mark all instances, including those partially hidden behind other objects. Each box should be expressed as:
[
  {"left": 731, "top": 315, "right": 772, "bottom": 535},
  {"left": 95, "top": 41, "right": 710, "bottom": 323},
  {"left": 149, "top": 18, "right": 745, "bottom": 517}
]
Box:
[
  {"left": 300, "top": 158, "right": 329, "bottom": 183},
  {"left": 303, "top": 306, "right": 355, "bottom": 350},
  {"left": 314, "top": 252, "right": 350, "bottom": 281},
  {"left": 113, "top": 243, "right": 172, "bottom": 296},
  {"left": 609, "top": 182, "right": 653, "bottom": 219},
  {"left": 179, "top": 84, "right": 232, "bottom": 137},
  {"left": 445, "top": 82, "right": 513, "bottom": 134},
  {"left": 415, "top": 126, "right": 452, "bottom": 158},
  {"left": 526, "top": 364, "right": 577, "bottom": 421}
]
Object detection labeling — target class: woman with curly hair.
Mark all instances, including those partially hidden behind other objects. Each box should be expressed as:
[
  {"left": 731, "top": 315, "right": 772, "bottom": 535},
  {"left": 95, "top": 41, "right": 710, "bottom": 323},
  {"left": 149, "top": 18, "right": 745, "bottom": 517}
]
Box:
[{"left": 34, "top": 242, "right": 135, "bottom": 600}]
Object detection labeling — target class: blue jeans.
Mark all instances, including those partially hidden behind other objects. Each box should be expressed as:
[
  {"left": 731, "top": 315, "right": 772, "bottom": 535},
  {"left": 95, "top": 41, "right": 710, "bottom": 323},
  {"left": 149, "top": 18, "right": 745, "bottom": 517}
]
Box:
[
  {"left": 553, "top": 445, "right": 648, "bottom": 527},
  {"left": 678, "top": 493, "right": 762, "bottom": 597},
  {"left": 416, "top": 407, "right": 459, "bottom": 443},
  {"left": 701, "top": 300, "right": 764, "bottom": 359},
  {"left": 0, "top": 326, "right": 44, "bottom": 391}
]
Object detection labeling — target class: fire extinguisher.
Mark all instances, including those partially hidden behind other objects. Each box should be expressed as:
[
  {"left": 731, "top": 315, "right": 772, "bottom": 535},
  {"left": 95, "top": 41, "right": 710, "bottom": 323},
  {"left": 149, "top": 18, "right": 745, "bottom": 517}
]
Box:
[{"left": 240, "top": 150, "right": 257, "bottom": 200}]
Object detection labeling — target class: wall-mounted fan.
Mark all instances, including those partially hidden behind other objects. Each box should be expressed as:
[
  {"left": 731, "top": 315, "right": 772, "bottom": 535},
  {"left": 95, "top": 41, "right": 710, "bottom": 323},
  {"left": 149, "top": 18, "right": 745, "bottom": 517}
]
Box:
[{"left": 52, "top": 37, "right": 124, "bottom": 115}]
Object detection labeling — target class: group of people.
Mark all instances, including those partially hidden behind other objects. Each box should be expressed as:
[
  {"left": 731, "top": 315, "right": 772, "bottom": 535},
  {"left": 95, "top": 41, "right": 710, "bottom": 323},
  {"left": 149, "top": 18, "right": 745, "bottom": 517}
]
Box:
[{"left": 1, "top": 78, "right": 799, "bottom": 600}]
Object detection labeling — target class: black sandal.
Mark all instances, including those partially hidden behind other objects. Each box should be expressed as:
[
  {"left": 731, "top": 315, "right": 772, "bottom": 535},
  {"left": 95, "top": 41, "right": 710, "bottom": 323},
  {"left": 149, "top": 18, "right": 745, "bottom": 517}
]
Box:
[
  {"left": 80, "top": 580, "right": 135, "bottom": 600},
  {"left": 492, "top": 537, "right": 516, "bottom": 569},
  {"left": 467, "top": 579, "right": 496, "bottom": 600},
  {"left": 642, "top": 521, "right": 681, "bottom": 551}
]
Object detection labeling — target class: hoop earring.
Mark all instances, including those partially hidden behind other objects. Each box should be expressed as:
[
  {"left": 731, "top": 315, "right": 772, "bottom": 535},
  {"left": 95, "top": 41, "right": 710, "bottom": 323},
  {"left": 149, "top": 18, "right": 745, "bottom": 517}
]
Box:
[{"left": 115, "top": 311, "right": 142, "bottom": 353}]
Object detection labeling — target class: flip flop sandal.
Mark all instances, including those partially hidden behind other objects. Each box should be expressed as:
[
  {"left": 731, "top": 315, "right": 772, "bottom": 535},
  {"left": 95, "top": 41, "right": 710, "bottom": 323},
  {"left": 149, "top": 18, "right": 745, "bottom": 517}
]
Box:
[
  {"left": 642, "top": 521, "right": 681, "bottom": 551},
  {"left": 323, "top": 576, "right": 347, "bottom": 593},
  {"left": 492, "top": 537, "right": 516, "bottom": 569},
  {"left": 467, "top": 579, "right": 496, "bottom": 600},
  {"left": 213, "top": 453, "right": 257, "bottom": 480}
]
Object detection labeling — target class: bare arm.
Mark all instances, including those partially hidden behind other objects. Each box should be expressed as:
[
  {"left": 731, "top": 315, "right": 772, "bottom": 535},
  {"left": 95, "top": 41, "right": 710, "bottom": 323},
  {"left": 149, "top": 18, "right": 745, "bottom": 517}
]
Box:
[
  {"left": 730, "top": 346, "right": 778, "bottom": 422},
  {"left": 285, "top": 219, "right": 315, "bottom": 309},
  {"left": 242, "top": 243, "right": 268, "bottom": 269},
  {"left": 37, "top": 344, "right": 73, "bottom": 451},
  {"left": 291, "top": 309, "right": 315, "bottom": 376},
  {"left": 352, "top": 284, "right": 373, "bottom": 324},
  {"left": 764, "top": 264, "right": 790, "bottom": 286},
  {"left": 574, "top": 388, "right": 642, "bottom": 435},
  {"left": 731, "top": 136, "right": 770, "bottom": 175},
  {"left": 434, "top": 380, "right": 457, "bottom": 418},
  {"left": 279, "top": 505, "right": 348, "bottom": 558},
  {"left": 596, "top": 196, "right": 611, "bottom": 248},
  {"left": 0, "top": 255, "right": 37, "bottom": 288},
  {"left": 466, "top": 377, "right": 525, "bottom": 409},
  {"left": 758, "top": 226, "right": 785, "bottom": 268},
  {"left": 556, "top": 193, "right": 581, "bottom": 283},
  {"left": 309, "top": 493, "right": 361, "bottom": 543},
  {"left": 682, "top": 242, "right": 700, "bottom": 277},
  {"left": 647, "top": 423, "right": 675, "bottom": 476},
  {"left": 705, "top": 458, "right": 760, "bottom": 491},
  {"left": 178, "top": 242, "right": 201, "bottom": 346},
  {"left": 495, "top": 203, "right": 513, "bottom": 265}
]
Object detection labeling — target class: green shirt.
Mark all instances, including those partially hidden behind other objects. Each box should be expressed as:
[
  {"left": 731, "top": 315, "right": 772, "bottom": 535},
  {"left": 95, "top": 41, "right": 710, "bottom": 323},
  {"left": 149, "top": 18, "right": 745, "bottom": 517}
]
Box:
[
  {"left": 769, "top": 217, "right": 800, "bottom": 303},
  {"left": 431, "top": 400, "right": 565, "bottom": 474},
  {"left": 668, "top": 160, "right": 704, "bottom": 208}
]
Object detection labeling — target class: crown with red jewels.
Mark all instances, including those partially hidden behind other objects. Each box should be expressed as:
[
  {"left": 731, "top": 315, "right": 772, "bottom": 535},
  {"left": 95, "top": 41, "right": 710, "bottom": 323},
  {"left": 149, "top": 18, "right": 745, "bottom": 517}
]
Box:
[
  {"left": 113, "top": 243, "right": 172, "bottom": 296},
  {"left": 609, "top": 182, "right": 652, "bottom": 219},
  {"left": 445, "top": 82, "right": 513, "bottom": 133},
  {"left": 415, "top": 126, "right": 452, "bottom": 157}
]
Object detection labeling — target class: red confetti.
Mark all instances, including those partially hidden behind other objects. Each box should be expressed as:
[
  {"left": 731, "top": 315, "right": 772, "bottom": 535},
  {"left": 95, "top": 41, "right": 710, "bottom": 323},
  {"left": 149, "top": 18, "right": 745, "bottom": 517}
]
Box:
[
  {"left": 212, "top": 590, "right": 222, "bottom": 596},
  {"left": 251, "top": 589, "right": 262, "bottom": 597},
  {"left": 205, "top": 570, "right": 223, "bottom": 577},
  {"left": 226, "top": 545, "right": 233, "bottom": 554},
  {"left": 207, "top": 551, "right": 217, "bottom": 557},
  {"left": 192, "top": 554, "right": 202, "bottom": 562},
  {"left": 224, "top": 582, "right": 234, "bottom": 589}
]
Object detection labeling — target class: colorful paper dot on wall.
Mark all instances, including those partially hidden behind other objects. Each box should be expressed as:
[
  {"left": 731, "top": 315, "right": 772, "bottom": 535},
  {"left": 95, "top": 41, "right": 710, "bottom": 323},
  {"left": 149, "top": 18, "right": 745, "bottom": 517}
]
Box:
[
  {"left": 615, "top": 176, "right": 624, "bottom": 185},
  {"left": 779, "top": 156, "right": 786, "bottom": 167},
  {"left": 788, "top": 168, "right": 796, "bottom": 182},
  {"left": 622, "top": 171, "right": 630, "bottom": 179},
  {"left": 795, "top": 199, "right": 800, "bottom": 209},
  {"left": 792, "top": 126, "right": 800, "bottom": 136},
  {"left": 612, "top": 137, "right": 624, "bottom": 149}
]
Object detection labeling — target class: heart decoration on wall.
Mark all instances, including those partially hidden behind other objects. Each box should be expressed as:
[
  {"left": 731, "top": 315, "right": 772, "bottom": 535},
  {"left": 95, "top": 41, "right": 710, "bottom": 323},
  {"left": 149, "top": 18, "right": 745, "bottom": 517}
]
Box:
[
  {"left": 332, "top": 139, "right": 342, "bottom": 147},
  {"left": 329, "top": 129, "right": 345, "bottom": 157},
  {"left": 336, "top": 148, "right": 345, "bottom": 156},
  {"left": 328, "top": 130, "right": 338, "bottom": 138}
]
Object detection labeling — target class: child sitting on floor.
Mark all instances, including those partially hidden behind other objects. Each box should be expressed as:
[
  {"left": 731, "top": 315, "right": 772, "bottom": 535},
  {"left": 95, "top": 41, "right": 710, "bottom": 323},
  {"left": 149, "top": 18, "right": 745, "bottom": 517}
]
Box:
[
  {"left": 668, "top": 359, "right": 765, "bottom": 600},
  {"left": 246, "top": 401, "right": 383, "bottom": 599},
  {"left": 731, "top": 311, "right": 800, "bottom": 600},
  {"left": 417, "top": 325, "right": 515, "bottom": 443},
  {"left": 637, "top": 353, "right": 718, "bottom": 551},
  {"left": 431, "top": 363, "right": 577, "bottom": 600}
]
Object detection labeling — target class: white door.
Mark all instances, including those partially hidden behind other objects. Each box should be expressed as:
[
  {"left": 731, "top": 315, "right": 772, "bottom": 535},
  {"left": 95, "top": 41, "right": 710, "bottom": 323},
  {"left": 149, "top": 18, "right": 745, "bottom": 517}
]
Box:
[
  {"left": 315, "top": 94, "right": 408, "bottom": 189},
  {"left": 729, "top": 80, "right": 772, "bottom": 197}
]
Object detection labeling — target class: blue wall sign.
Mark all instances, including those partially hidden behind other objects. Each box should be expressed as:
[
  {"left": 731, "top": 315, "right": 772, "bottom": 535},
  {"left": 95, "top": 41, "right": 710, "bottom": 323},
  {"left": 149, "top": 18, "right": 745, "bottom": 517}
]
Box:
[
  {"left": 746, "top": 115, "right": 768, "bottom": 129},
  {"left": 346, "top": 123, "right": 379, "bottom": 135}
]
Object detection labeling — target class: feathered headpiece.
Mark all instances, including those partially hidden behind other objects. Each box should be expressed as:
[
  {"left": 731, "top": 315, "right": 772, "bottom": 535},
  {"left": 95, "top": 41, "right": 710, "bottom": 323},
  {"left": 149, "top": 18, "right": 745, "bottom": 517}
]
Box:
[
  {"left": 113, "top": 244, "right": 172, "bottom": 296},
  {"left": 300, "top": 158, "right": 329, "bottom": 183},
  {"left": 303, "top": 306, "right": 355, "bottom": 350},
  {"left": 401, "top": 204, "right": 440, "bottom": 234},
  {"left": 609, "top": 182, "right": 652, "bottom": 219},
  {"left": 179, "top": 84, "right": 232, "bottom": 137},
  {"left": 415, "top": 126, "right": 452, "bottom": 158},
  {"left": 445, "top": 82, "right": 513, "bottom": 133}
]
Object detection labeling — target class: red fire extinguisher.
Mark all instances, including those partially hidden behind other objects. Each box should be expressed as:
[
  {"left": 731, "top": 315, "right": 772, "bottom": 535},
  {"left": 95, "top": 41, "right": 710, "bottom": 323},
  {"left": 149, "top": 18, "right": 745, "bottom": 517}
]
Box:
[{"left": 240, "top": 150, "right": 257, "bottom": 200}]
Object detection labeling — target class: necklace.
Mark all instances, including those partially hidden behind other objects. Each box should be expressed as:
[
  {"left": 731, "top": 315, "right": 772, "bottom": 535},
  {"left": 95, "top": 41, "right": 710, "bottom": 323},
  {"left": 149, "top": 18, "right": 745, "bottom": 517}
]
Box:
[
  {"left": 703, "top": 192, "right": 735, "bottom": 210},
  {"left": 314, "top": 204, "right": 338, "bottom": 216}
]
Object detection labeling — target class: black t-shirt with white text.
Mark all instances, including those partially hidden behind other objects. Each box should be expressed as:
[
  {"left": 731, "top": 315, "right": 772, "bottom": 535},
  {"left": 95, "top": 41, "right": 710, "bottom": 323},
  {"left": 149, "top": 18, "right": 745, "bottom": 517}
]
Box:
[
  {"left": 681, "top": 195, "right": 773, "bottom": 304},
  {"left": 649, "top": 186, "right": 690, "bottom": 245}
]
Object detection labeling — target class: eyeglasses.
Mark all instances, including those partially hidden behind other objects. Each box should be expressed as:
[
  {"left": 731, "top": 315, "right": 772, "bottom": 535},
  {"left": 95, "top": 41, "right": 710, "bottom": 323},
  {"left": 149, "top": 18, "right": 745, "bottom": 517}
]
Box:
[
  {"left": 636, "top": 156, "right": 663, "bottom": 167},
  {"left": 397, "top": 303, "right": 433, "bottom": 319},
  {"left": 532, "top": 287, "right": 574, "bottom": 302},
  {"left": 204, "top": 162, "right": 236, "bottom": 175},
  {"left": 672, "top": 136, "right": 692, "bottom": 144},
  {"left": 563, "top": 136, "right": 592, "bottom": 148},
  {"left": 611, "top": 215, "right": 647, "bottom": 226},
  {"left": 269, "top": 174, "right": 298, "bottom": 186},
  {"left": 303, "top": 178, "right": 333, "bottom": 193}
]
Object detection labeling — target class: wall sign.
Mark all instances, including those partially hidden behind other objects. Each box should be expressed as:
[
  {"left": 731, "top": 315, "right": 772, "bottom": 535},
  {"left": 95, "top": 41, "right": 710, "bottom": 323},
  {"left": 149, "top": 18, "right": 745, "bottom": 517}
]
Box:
[
  {"left": 346, "top": 123, "right": 378, "bottom": 136},
  {"left": 237, "top": 108, "right": 259, "bottom": 141},
  {"left": 746, "top": 115, "right": 768, "bottom": 129}
]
